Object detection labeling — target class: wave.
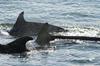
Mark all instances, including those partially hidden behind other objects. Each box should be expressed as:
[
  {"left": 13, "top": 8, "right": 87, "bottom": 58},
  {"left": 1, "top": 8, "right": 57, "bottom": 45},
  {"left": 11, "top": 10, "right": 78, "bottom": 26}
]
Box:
[
  {"left": 0, "top": 23, "right": 13, "bottom": 30},
  {"left": 62, "top": 12, "right": 97, "bottom": 18}
]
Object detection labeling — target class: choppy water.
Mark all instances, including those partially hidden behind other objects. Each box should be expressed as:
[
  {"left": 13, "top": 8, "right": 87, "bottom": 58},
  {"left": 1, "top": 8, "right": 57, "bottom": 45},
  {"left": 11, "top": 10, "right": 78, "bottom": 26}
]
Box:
[{"left": 0, "top": 0, "right": 100, "bottom": 66}]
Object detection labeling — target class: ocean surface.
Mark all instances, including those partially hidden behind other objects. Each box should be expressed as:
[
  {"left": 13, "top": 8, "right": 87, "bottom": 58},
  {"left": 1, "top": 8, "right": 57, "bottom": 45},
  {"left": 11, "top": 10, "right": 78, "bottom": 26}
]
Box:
[{"left": 0, "top": 0, "right": 100, "bottom": 66}]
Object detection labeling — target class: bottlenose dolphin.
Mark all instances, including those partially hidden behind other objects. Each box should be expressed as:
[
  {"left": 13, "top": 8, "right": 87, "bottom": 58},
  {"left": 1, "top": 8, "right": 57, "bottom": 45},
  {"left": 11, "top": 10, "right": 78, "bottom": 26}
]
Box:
[
  {"left": 9, "top": 11, "right": 65, "bottom": 37},
  {"left": 35, "top": 23, "right": 100, "bottom": 47},
  {"left": 0, "top": 36, "right": 33, "bottom": 53}
]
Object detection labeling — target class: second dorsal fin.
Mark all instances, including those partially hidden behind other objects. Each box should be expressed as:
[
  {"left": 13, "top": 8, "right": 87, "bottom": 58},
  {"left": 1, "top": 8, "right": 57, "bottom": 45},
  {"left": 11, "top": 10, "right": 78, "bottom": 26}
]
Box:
[{"left": 36, "top": 23, "right": 52, "bottom": 46}]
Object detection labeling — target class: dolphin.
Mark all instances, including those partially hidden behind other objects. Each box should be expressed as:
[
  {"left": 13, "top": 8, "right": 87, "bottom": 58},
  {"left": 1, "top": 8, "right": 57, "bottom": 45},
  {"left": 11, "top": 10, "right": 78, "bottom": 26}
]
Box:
[
  {"left": 35, "top": 23, "right": 100, "bottom": 47},
  {"left": 0, "top": 36, "right": 33, "bottom": 53},
  {"left": 9, "top": 11, "right": 65, "bottom": 37}
]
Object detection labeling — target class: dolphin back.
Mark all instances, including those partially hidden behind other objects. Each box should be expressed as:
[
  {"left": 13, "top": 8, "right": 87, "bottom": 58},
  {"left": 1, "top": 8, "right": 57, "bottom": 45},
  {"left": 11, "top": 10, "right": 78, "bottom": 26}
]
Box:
[{"left": 9, "top": 12, "right": 65, "bottom": 37}]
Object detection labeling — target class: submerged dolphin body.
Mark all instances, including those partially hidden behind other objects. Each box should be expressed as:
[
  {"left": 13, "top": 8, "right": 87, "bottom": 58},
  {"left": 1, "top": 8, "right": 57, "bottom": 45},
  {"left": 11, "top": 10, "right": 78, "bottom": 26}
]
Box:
[
  {"left": 9, "top": 12, "right": 65, "bottom": 37},
  {"left": 0, "top": 36, "right": 33, "bottom": 53}
]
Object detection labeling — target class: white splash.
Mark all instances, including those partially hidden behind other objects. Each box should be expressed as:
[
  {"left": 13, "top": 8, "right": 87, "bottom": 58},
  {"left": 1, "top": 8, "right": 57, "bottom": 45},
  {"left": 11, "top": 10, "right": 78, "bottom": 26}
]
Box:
[
  {"left": 26, "top": 40, "right": 40, "bottom": 50},
  {"left": 0, "top": 30, "right": 9, "bottom": 36}
]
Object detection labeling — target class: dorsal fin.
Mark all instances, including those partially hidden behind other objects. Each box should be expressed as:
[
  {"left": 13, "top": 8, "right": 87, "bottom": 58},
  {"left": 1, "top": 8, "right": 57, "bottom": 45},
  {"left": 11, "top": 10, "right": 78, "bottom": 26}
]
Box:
[
  {"left": 0, "top": 36, "right": 33, "bottom": 53},
  {"left": 36, "top": 23, "right": 51, "bottom": 46},
  {"left": 15, "top": 11, "right": 25, "bottom": 25},
  {"left": 13, "top": 11, "right": 26, "bottom": 27},
  {"left": 8, "top": 36, "right": 33, "bottom": 46},
  {"left": 9, "top": 11, "right": 26, "bottom": 36}
]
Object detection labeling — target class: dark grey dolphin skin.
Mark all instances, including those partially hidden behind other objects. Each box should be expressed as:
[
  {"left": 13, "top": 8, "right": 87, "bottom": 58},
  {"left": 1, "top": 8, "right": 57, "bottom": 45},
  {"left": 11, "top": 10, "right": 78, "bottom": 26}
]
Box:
[
  {"left": 36, "top": 23, "right": 52, "bottom": 47},
  {"left": 9, "top": 11, "right": 65, "bottom": 37},
  {"left": 0, "top": 36, "right": 33, "bottom": 53}
]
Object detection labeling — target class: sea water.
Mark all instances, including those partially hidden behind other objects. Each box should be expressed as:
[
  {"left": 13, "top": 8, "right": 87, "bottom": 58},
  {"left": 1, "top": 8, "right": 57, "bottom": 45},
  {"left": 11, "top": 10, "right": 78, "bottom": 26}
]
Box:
[{"left": 0, "top": 0, "right": 100, "bottom": 66}]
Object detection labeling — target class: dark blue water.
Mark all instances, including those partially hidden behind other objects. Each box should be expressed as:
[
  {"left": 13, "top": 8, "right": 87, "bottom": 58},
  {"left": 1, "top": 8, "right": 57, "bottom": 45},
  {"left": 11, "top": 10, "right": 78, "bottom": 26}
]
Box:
[{"left": 0, "top": 0, "right": 100, "bottom": 66}]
